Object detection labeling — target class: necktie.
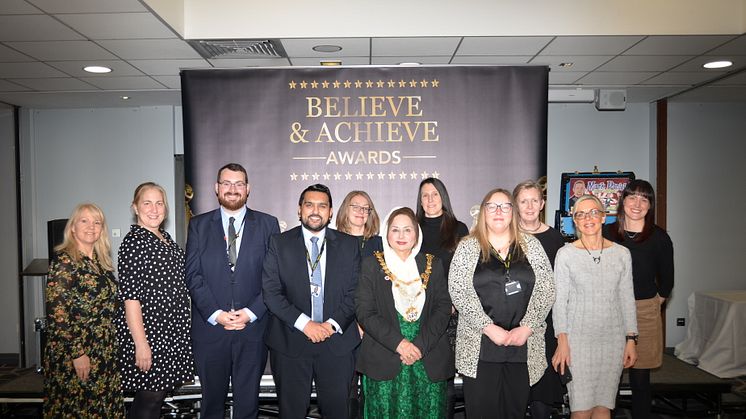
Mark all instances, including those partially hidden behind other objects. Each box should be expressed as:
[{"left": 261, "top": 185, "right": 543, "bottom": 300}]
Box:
[
  {"left": 228, "top": 216, "right": 237, "bottom": 268},
  {"left": 310, "top": 236, "right": 323, "bottom": 322}
]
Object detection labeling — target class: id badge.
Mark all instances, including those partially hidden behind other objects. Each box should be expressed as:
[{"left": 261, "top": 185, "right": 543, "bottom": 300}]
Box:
[
  {"left": 310, "top": 282, "right": 321, "bottom": 297},
  {"left": 505, "top": 280, "right": 522, "bottom": 296}
]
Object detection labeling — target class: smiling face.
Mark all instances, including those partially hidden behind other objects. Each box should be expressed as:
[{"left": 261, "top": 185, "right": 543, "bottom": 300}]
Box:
[
  {"left": 347, "top": 194, "right": 370, "bottom": 230},
  {"left": 72, "top": 208, "right": 103, "bottom": 250},
  {"left": 299, "top": 191, "right": 333, "bottom": 233},
  {"left": 134, "top": 187, "right": 166, "bottom": 233},
  {"left": 573, "top": 198, "right": 606, "bottom": 237},
  {"left": 572, "top": 180, "right": 586, "bottom": 197},
  {"left": 623, "top": 193, "right": 651, "bottom": 224},
  {"left": 516, "top": 187, "right": 545, "bottom": 225},
  {"left": 215, "top": 168, "right": 250, "bottom": 211},
  {"left": 420, "top": 182, "right": 443, "bottom": 218},
  {"left": 484, "top": 191, "right": 513, "bottom": 236},
  {"left": 387, "top": 213, "right": 418, "bottom": 259}
]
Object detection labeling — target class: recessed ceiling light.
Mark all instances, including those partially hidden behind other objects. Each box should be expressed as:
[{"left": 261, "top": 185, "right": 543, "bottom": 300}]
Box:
[
  {"left": 313, "top": 45, "right": 342, "bottom": 53},
  {"left": 83, "top": 65, "right": 112, "bottom": 74},
  {"left": 558, "top": 62, "right": 574, "bottom": 68},
  {"left": 320, "top": 60, "right": 342, "bottom": 66},
  {"left": 121, "top": 96, "right": 130, "bottom": 100},
  {"left": 703, "top": 60, "right": 732, "bottom": 69},
  {"left": 398, "top": 62, "right": 421, "bottom": 66}
]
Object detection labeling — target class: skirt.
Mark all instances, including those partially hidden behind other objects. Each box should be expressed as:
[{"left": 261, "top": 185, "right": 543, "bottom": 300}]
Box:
[{"left": 633, "top": 296, "right": 663, "bottom": 369}]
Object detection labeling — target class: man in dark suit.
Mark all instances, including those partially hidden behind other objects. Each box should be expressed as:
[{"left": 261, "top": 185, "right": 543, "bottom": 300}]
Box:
[
  {"left": 263, "top": 184, "right": 361, "bottom": 419},
  {"left": 186, "top": 163, "right": 280, "bottom": 419}
]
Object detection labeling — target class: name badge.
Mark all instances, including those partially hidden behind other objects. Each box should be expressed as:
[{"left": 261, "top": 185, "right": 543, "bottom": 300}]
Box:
[
  {"left": 505, "top": 280, "right": 522, "bottom": 296},
  {"left": 310, "top": 282, "right": 321, "bottom": 297}
]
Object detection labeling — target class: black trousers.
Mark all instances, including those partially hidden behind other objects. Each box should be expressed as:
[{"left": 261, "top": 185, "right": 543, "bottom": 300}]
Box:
[{"left": 462, "top": 361, "right": 530, "bottom": 419}]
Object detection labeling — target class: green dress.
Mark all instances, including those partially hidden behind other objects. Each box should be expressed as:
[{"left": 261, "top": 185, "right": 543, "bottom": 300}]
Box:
[
  {"left": 44, "top": 251, "right": 124, "bottom": 418},
  {"left": 362, "top": 313, "right": 447, "bottom": 419}
]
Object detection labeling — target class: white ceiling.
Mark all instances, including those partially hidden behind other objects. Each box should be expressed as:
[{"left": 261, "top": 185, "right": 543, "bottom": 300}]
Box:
[{"left": 0, "top": 0, "right": 744, "bottom": 108}]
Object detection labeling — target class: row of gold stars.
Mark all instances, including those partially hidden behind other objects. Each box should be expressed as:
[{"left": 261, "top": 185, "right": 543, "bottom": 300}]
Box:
[
  {"left": 288, "top": 79, "right": 440, "bottom": 90},
  {"left": 290, "top": 170, "right": 441, "bottom": 182}
]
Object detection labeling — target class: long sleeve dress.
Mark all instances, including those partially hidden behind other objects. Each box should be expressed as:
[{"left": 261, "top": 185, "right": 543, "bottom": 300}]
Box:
[
  {"left": 553, "top": 243, "right": 638, "bottom": 411},
  {"left": 44, "top": 251, "right": 124, "bottom": 418}
]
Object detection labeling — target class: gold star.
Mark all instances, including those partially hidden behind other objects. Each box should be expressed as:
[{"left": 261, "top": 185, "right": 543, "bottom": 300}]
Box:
[
  {"left": 312, "top": 172, "right": 320, "bottom": 180},
  {"left": 420, "top": 79, "right": 429, "bottom": 88},
  {"left": 310, "top": 80, "right": 319, "bottom": 88},
  {"left": 334, "top": 172, "right": 342, "bottom": 180},
  {"left": 376, "top": 80, "right": 385, "bottom": 88},
  {"left": 399, "top": 171, "right": 407, "bottom": 179},
  {"left": 420, "top": 171, "right": 429, "bottom": 179},
  {"left": 333, "top": 80, "right": 341, "bottom": 88},
  {"left": 431, "top": 79, "right": 440, "bottom": 88},
  {"left": 431, "top": 171, "right": 440, "bottom": 179},
  {"left": 388, "top": 171, "right": 397, "bottom": 180},
  {"left": 409, "top": 79, "right": 418, "bottom": 88},
  {"left": 366, "top": 172, "right": 374, "bottom": 180},
  {"left": 345, "top": 172, "right": 353, "bottom": 180},
  {"left": 356, "top": 172, "right": 364, "bottom": 180},
  {"left": 377, "top": 172, "right": 386, "bottom": 180},
  {"left": 344, "top": 80, "right": 352, "bottom": 88},
  {"left": 290, "top": 173, "right": 298, "bottom": 181},
  {"left": 410, "top": 171, "right": 418, "bottom": 179},
  {"left": 365, "top": 80, "right": 374, "bottom": 88},
  {"left": 300, "top": 80, "right": 308, "bottom": 89},
  {"left": 288, "top": 80, "right": 297, "bottom": 89},
  {"left": 398, "top": 80, "right": 407, "bottom": 87},
  {"left": 323, "top": 172, "right": 331, "bottom": 180},
  {"left": 388, "top": 80, "right": 396, "bottom": 88},
  {"left": 321, "top": 80, "right": 330, "bottom": 88},
  {"left": 301, "top": 172, "right": 309, "bottom": 181},
  {"left": 355, "top": 80, "right": 363, "bottom": 88}
]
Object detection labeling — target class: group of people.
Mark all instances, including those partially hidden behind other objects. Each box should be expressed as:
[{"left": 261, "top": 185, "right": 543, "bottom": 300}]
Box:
[{"left": 44, "top": 162, "right": 673, "bottom": 419}]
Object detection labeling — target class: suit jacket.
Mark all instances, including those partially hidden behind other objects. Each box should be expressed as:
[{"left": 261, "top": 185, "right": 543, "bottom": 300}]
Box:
[
  {"left": 185, "top": 207, "right": 280, "bottom": 343},
  {"left": 262, "top": 226, "right": 361, "bottom": 357},
  {"left": 356, "top": 252, "right": 455, "bottom": 382}
]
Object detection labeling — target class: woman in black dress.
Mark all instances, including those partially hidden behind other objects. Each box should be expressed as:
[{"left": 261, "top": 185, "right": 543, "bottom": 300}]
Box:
[
  {"left": 336, "top": 190, "right": 383, "bottom": 258},
  {"left": 116, "top": 182, "right": 194, "bottom": 419},
  {"left": 604, "top": 179, "right": 674, "bottom": 419},
  {"left": 513, "top": 180, "right": 566, "bottom": 419}
]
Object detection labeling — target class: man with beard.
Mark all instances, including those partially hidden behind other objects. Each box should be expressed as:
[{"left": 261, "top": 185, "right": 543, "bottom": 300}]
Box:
[
  {"left": 263, "top": 184, "right": 362, "bottom": 418},
  {"left": 186, "top": 163, "right": 280, "bottom": 419}
]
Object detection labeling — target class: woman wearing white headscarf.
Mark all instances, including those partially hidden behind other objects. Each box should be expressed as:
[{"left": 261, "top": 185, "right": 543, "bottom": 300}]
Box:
[{"left": 356, "top": 207, "right": 454, "bottom": 418}]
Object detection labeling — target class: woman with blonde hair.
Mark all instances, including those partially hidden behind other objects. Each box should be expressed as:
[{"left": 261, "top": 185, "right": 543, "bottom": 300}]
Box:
[
  {"left": 449, "top": 188, "right": 554, "bottom": 419},
  {"left": 44, "top": 203, "right": 124, "bottom": 418},
  {"left": 336, "top": 190, "right": 383, "bottom": 258}
]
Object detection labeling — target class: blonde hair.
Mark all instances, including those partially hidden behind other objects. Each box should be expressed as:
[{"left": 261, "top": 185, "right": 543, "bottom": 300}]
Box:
[
  {"left": 471, "top": 188, "right": 524, "bottom": 263},
  {"left": 132, "top": 182, "right": 169, "bottom": 222},
  {"left": 571, "top": 194, "right": 605, "bottom": 238},
  {"left": 54, "top": 203, "right": 113, "bottom": 271},
  {"left": 336, "top": 190, "right": 380, "bottom": 239}
]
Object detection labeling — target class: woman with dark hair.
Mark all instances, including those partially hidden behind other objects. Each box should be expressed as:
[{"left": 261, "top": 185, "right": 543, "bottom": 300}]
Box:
[
  {"left": 513, "top": 180, "right": 566, "bottom": 419},
  {"left": 116, "top": 182, "right": 194, "bottom": 419},
  {"left": 44, "top": 203, "right": 124, "bottom": 418},
  {"left": 336, "top": 190, "right": 383, "bottom": 258},
  {"left": 449, "top": 188, "right": 554, "bottom": 419},
  {"left": 604, "top": 179, "right": 674, "bottom": 419},
  {"left": 356, "top": 207, "right": 453, "bottom": 418}
]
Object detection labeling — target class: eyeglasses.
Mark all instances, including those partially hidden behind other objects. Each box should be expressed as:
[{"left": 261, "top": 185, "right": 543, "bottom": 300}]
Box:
[
  {"left": 484, "top": 202, "right": 513, "bottom": 214},
  {"left": 219, "top": 181, "right": 247, "bottom": 189},
  {"left": 572, "top": 209, "right": 603, "bottom": 220},
  {"left": 350, "top": 205, "right": 372, "bottom": 214}
]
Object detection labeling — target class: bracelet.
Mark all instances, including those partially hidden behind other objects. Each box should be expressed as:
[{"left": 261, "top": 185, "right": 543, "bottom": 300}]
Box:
[{"left": 625, "top": 335, "right": 638, "bottom": 344}]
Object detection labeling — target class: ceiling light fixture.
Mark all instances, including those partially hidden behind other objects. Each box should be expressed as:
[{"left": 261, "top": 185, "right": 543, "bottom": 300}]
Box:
[
  {"left": 398, "top": 62, "right": 421, "bottom": 66},
  {"left": 121, "top": 96, "right": 130, "bottom": 100},
  {"left": 83, "top": 65, "right": 112, "bottom": 74},
  {"left": 320, "top": 60, "right": 342, "bottom": 66},
  {"left": 558, "top": 62, "right": 574, "bottom": 68},
  {"left": 313, "top": 45, "right": 343, "bottom": 53},
  {"left": 703, "top": 60, "right": 732, "bottom": 69}
]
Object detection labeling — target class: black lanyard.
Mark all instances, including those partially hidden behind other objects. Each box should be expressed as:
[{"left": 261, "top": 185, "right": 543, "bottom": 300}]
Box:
[
  {"left": 226, "top": 213, "right": 247, "bottom": 250},
  {"left": 305, "top": 237, "right": 327, "bottom": 277},
  {"left": 490, "top": 245, "right": 512, "bottom": 280}
]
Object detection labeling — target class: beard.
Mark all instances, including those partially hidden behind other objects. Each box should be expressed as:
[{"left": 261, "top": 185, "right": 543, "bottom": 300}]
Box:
[
  {"left": 299, "top": 215, "right": 329, "bottom": 232},
  {"left": 218, "top": 192, "right": 247, "bottom": 211}
]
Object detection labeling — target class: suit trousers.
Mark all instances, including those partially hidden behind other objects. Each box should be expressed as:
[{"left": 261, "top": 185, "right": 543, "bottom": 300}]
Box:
[
  {"left": 462, "top": 361, "right": 530, "bottom": 419},
  {"left": 193, "top": 332, "right": 267, "bottom": 419},
  {"left": 270, "top": 341, "right": 356, "bottom": 419}
]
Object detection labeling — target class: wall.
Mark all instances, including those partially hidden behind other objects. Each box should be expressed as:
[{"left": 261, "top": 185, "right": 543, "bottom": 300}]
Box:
[
  {"left": 0, "top": 105, "right": 19, "bottom": 357},
  {"left": 665, "top": 102, "right": 746, "bottom": 345}
]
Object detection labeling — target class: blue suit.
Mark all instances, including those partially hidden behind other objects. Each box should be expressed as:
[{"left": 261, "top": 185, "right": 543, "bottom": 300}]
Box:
[{"left": 186, "top": 207, "right": 279, "bottom": 419}]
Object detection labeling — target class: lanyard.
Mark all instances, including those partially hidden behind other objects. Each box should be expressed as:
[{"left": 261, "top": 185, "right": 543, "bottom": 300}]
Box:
[
  {"left": 490, "top": 245, "right": 512, "bottom": 280},
  {"left": 305, "top": 237, "right": 327, "bottom": 277},
  {"left": 226, "top": 213, "right": 247, "bottom": 250}
]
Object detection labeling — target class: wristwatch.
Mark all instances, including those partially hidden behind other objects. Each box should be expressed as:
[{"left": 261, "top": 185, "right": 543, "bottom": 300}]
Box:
[{"left": 625, "top": 335, "right": 639, "bottom": 344}]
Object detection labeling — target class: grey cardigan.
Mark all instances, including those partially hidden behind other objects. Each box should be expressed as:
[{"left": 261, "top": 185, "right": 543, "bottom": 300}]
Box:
[{"left": 448, "top": 234, "right": 555, "bottom": 385}]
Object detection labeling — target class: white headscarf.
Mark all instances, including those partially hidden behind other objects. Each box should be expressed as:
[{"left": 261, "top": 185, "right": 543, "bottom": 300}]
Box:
[{"left": 381, "top": 207, "right": 426, "bottom": 321}]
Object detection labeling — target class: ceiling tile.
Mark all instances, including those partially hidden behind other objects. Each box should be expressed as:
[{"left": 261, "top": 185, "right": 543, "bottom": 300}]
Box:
[
  {"left": 80, "top": 76, "right": 164, "bottom": 90},
  {"left": 531, "top": 55, "right": 613, "bottom": 71},
  {"left": 10, "top": 77, "right": 97, "bottom": 91},
  {"left": 55, "top": 13, "right": 177, "bottom": 40},
  {"left": 129, "top": 59, "right": 212, "bottom": 75},
  {"left": 672, "top": 56, "right": 746, "bottom": 72},
  {"left": 372, "top": 37, "right": 460, "bottom": 57},
  {"left": 626, "top": 86, "right": 682, "bottom": 103},
  {"left": 623, "top": 35, "right": 736, "bottom": 55},
  {"left": 541, "top": 36, "right": 645, "bottom": 55},
  {"left": 0, "top": 79, "right": 31, "bottom": 92},
  {"left": 282, "top": 38, "right": 370, "bottom": 57},
  {"left": 152, "top": 75, "right": 180, "bottom": 89},
  {"left": 97, "top": 39, "right": 202, "bottom": 60},
  {"left": 208, "top": 58, "right": 291, "bottom": 67},
  {"left": 577, "top": 71, "right": 659, "bottom": 85},
  {"left": 450, "top": 56, "right": 531, "bottom": 65},
  {"left": 596, "top": 55, "right": 691, "bottom": 72},
  {"left": 712, "top": 71, "right": 746, "bottom": 86},
  {"left": 0, "top": 62, "right": 67, "bottom": 78},
  {"left": 0, "top": 15, "right": 85, "bottom": 41},
  {"left": 26, "top": 0, "right": 147, "bottom": 13},
  {"left": 0, "top": 90, "right": 181, "bottom": 108},
  {"left": 8, "top": 40, "right": 117, "bottom": 61},
  {"left": 47, "top": 60, "right": 144, "bottom": 77},
  {"left": 371, "top": 56, "right": 451, "bottom": 65},
  {"left": 0, "top": 0, "right": 43, "bottom": 14},
  {"left": 0, "top": 44, "right": 32, "bottom": 62},
  {"left": 671, "top": 85, "right": 746, "bottom": 102},
  {"left": 457, "top": 37, "right": 553, "bottom": 56},
  {"left": 641, "top": 72, "right": 723, "bottom": 85},
  {"left": 706, "top": 35, "right": 746, "bottom": 56},
  {"left": 291, "top": 57, "right": 369, "bottom": 66},
  {"left": 548, "top": 71, "right": 587, "bottom": 84}
]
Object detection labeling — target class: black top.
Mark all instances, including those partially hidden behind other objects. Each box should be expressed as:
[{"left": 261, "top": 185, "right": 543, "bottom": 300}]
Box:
[
  {"left": 356, "top": 235, "right": 383, "bottom": 259},
  {"left": 603, "top": 224, "right": 674, "bottom": 300},
  {"left": 473, "top": 247, "right": 535, "bottom": 362},
  {"left": 534, "top": 227, "right": 566, "bottom": 269},
  {"left": 419, "top": 215, "right": 469, "bottom": 273}
]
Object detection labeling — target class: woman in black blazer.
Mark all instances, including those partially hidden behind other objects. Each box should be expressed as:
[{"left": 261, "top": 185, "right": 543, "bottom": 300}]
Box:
[{"left": 356, "top": 206, "right": 454, "bottom": 418}]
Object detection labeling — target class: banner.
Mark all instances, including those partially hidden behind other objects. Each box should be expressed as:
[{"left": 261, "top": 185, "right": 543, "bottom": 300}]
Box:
[{"left": 182, "top": 65, "right": 547, "bottom": 231}]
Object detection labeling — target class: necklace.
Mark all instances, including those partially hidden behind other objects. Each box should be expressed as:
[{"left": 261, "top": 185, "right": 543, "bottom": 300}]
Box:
[
  {"left": 579, "top": 238, "right": 604, "bottom": 264},
  {"left": 520, "top": 221, "right": 542, "bottom": 233},
  {"left": 625, "top": 231, "right": 639, "bottom": 239},
  {"left": 374, "top": 251, "right": 433, "bottom": 322}
]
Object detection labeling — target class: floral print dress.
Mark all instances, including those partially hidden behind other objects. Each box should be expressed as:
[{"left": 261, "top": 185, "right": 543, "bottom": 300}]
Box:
[{"left": 44, "top": 251, "right": 124, "bottom": 418}]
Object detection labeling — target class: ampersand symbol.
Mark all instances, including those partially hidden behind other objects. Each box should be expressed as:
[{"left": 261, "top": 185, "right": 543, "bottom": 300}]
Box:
[{"left": 290, "top": 122, "right": 309, "bottom": 143}]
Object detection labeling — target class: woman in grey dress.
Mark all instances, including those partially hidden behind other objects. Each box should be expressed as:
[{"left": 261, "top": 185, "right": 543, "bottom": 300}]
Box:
[{"left": 552, "top": 194, "right": 638, "bottom": 419}]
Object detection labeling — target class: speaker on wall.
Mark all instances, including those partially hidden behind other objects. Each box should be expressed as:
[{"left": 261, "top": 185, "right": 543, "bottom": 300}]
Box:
[
  {"left": 47, "top": 219, "right": 67, "bottom": 259},
  {"left": 595, "top": 89, "right": 626, "bottom": 111}
]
